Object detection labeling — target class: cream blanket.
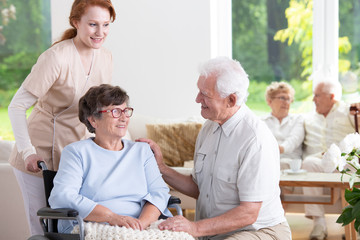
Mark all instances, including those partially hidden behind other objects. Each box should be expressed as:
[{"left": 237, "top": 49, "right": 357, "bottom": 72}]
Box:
[{"left": 72, "top": 220, "right": 195, "bottom": 240}]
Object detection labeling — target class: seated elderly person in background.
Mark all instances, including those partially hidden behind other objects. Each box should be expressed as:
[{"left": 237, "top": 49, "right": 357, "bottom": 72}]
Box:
[
  {"left": 262, "top": 82, "right": 304, "bottom": 170},
  {"left": 302, "top": 80, "right": 360, "bottom": 240},
  {"left": 49, "top": 84, "right": 171, "bottom": 233}
]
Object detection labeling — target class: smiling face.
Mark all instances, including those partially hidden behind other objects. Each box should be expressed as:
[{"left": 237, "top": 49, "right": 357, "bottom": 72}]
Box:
[
  {"left": 73, "top": 5, "right": 111, "bottom": 50},
  {"left": 89, "top": 103, "right": 130, "bottom": 140},
  {"left": 267, "top": 92, "right": 292, "bottom": 121},
  {"left": 195, "top": 75, "right": 233, "bottom": 125}
]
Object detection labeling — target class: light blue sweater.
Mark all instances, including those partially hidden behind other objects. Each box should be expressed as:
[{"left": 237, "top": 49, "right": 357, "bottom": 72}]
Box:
[{"left": 49, "top": 138, "right": 171, "bottom": 233}]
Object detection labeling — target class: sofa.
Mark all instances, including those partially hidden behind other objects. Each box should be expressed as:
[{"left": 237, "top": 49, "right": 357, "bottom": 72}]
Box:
[{"left": 0, "top": 140, "right": 30, "bottom": 240}]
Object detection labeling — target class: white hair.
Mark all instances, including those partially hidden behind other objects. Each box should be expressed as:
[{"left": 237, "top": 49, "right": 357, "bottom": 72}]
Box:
[
  {"left": 315, "top": 81, "right": 342, "bottom": 101},
  {"left": 199, "top": 56, "right": 249, "bottom": 106}
]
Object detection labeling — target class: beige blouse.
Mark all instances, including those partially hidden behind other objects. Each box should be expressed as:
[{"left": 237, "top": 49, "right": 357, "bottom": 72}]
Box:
[{"left": 9, "top": 39, "right": 113, "bottom": 177}]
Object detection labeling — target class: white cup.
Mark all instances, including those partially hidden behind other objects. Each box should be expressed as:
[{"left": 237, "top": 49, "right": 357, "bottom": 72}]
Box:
[{"left": 290, "top": 159, "right": 302, "bottom": 172}]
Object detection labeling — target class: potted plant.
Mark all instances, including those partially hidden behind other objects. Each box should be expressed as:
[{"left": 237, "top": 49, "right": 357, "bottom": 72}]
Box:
[{"left": 322, "top": 133, "right": 360, "bottom": 231}]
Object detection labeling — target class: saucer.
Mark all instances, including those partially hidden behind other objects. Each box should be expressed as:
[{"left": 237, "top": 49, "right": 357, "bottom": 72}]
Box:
[{"left": 284, "top": 169, "right": 307, "bottom": 175}]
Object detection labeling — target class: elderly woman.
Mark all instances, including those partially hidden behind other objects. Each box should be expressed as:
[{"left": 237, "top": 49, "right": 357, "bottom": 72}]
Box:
[
  {"left": 262, "top": 82, "right": 305, "bottom": 170},
  {"left": 49, "top": 84, "right": 171, "bottom": 233}
]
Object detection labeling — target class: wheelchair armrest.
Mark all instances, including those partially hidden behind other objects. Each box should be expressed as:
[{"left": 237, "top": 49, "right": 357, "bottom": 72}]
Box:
[
  {"left": 37, "top": 207, "right": 79, "bottom": 219},
  {"left": 167, "top": 196, "right": 183, "bottom": 216},
  {"left": 37, "top": 207, "right": 84, "bottom": 239},
  {"left": 168, "top": 195, "right": 181, "bottom": 205}
]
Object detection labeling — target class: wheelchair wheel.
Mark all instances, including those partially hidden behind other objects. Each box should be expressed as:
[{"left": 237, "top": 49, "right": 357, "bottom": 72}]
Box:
[{"left": 28, "top": 235, "right": 50, "bottom": 240}]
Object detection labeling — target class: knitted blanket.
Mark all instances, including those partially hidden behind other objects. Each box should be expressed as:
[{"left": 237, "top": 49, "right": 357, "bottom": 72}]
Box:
[{"left": 72, "top": 220, "right": 195, "bottom": 240}]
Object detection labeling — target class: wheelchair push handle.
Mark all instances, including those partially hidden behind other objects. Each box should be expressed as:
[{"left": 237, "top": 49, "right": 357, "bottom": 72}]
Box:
[
  {"left": 37, "top": 161, "right": 48, "bottom": 171},
  {"left": 350, "top": 105, "right": 359, "bottom": 133},
  {"left": 350, "top": 105, "right": 359, "bottom": 112}
]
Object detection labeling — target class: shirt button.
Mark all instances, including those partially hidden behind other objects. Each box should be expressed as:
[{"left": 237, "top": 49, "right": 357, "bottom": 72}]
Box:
[{"left": 206, "top": 194, "right": 209, "bottom": 198}]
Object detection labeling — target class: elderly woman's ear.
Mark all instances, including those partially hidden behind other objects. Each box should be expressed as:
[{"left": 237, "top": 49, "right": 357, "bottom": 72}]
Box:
[
  {"left": 266, "top": 97, "right": 272, "bottom": 106},
  {"left": 87, "top": 116, "right": 97, "bottom": 129}
]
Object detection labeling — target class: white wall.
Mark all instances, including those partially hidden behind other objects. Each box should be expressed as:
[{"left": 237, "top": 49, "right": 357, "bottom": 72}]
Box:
[{"left": 51, "top": 0, "right": 231, "bottom": 119}]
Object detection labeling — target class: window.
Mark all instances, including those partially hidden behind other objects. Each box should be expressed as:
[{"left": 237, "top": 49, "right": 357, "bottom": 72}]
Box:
[
  {"left": 339, "top": 0, "right": 360, "bottom": 102},
  {"left": 232, "top": 0, "right": 313, "bottom": 114},
  {"left": 0, "top": 0, "right": 51, "bottom": 139},
  {"left": 232, "top": 0, "right": 358, "bottom": 113}
]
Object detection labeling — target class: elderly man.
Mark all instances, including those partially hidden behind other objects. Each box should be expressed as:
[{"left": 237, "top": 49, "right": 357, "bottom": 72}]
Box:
[
  {"left": 302, "top": 81, "right": 360, "bottom": 240},
  {"left": 139, "top": 57, "right": 290, "bottom": 239}
]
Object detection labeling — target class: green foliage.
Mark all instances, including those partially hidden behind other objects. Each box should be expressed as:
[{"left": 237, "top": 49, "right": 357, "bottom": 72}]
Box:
[
  {"left": 345, "top": 188, "right": 360, "bottom": 206},
  {"left": 247, "top": 81, "right": 268, "bottom": 104},
  {"left": 0, "top": 107, "right": 13, "bottom": 140},
  {"left": 331, "top": 136, "right": 360, "bottom": 232},
  {"left": 232, "top": 0, "right": 306, "bottom": 84},
  {"left": 0, "top": 88, "right": 16, "bottom": 107},
  {"left": 0, "top": 51, "right": 41, "bottom": 90},
  {"left": 289, "top": 78, "right": 312, "bottom": 101},
  {"left": 274, "top": 0, "right": 352, "bottom": 78},
  {"left": 0, "top": 0, "right": 51, "bottom": 91},
  {"left": 0, "top": 1, "right": 16, "bottom": 44},
  {"left": 2, "top": 0, "right": 51, "bottom": 54},
  {"left": 337, "top": 188, "right": 360, "bottom": 231},
  {"left": 0, "top": 104, "right": 33, "bottom": 140},
  {"left": 274, "top": 0, "right": 313, "bottom": 78},
  {"left": 232, "top": 0, "right": 270, "bottom": 82},
  {"left": 339, "top": 0, "right": 360, "bottom": 69}
]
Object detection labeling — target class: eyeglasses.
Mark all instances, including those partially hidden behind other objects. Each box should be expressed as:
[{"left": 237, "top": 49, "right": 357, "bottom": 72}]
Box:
[
  {"left": 98, "top": 107, "right": 134, "bottom": 118},
  {"left": 273, "top": 96, "right": 292, "bottom": 102}
]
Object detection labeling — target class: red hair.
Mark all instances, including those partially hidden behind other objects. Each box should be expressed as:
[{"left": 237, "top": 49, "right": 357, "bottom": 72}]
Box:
[{"left": 53, "top": 0, "right": 116, "bottom": 45}]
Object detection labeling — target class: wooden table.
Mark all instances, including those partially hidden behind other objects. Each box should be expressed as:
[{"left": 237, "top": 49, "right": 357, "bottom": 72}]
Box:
[{"left": 280, "top": 172, "right": 355, "bottom": 240}]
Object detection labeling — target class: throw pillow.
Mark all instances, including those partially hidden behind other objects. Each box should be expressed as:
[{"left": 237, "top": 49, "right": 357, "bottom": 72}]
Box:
[{"left": 146, "top": 122, "right": 202, "bottom": 166}]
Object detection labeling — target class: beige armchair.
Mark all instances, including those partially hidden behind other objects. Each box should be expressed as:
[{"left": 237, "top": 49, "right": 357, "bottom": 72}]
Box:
[{"left": 0, "top": 140, "right": 30, "bottom": 239}]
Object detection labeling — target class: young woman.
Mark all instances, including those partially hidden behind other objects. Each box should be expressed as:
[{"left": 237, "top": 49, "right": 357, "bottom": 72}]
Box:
[{"left": 8, "top": 0, "right": 116, "bottom": 235}]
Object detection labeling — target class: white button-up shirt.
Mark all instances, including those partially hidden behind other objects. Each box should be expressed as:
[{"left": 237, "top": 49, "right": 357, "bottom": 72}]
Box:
[
  {"left": 192, "top": 105, "right": 286, "bottom": 240},
  {"left": 262, "top": 114, "right": 304, "bottom": 161},
  {"left": 303, "top": 101, "right": 355, "bottom": 159}
]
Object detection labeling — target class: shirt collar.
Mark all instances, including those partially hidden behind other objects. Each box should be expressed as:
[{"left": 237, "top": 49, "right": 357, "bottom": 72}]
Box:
[
  {"left": 266, "top": 113, "right": 289, "bottom": 123},
  {"left": 329, "top": 101, "right": 340, "bottom": 114},
  {"left": 317, "top": 101, "right": 340, "bottom": 118},
  {"left": 210, "top": 105, "right": 247, "bottom": 137}
]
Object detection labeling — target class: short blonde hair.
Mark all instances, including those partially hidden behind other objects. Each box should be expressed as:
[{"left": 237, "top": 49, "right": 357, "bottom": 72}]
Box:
[{"left": 265, "top": 82, "right": 295, "bottom": 101}]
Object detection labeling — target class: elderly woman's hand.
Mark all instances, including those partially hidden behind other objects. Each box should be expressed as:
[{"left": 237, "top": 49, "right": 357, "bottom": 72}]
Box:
[
  {"left": 136, "top": 138, "right": 166, "bottom": 171},
  {"left": 85, "top": 205, "right": 145, "bottom": 230},
  {"left": 109, "top": 214, "right": 144, "bottom": 230}
]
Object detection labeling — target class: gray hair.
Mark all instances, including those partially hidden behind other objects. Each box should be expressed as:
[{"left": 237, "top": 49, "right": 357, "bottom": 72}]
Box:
[
  {"left": 315, "top": 81, "right": 342, "bottom": 101},
  {"left": 199, "top": 56, "right": 249, "bottom": 106}
]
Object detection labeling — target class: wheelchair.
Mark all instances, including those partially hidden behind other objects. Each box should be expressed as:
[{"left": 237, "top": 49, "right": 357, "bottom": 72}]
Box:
[{"left": 28, "top": 161, "right": 182, "bottom": 240}]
